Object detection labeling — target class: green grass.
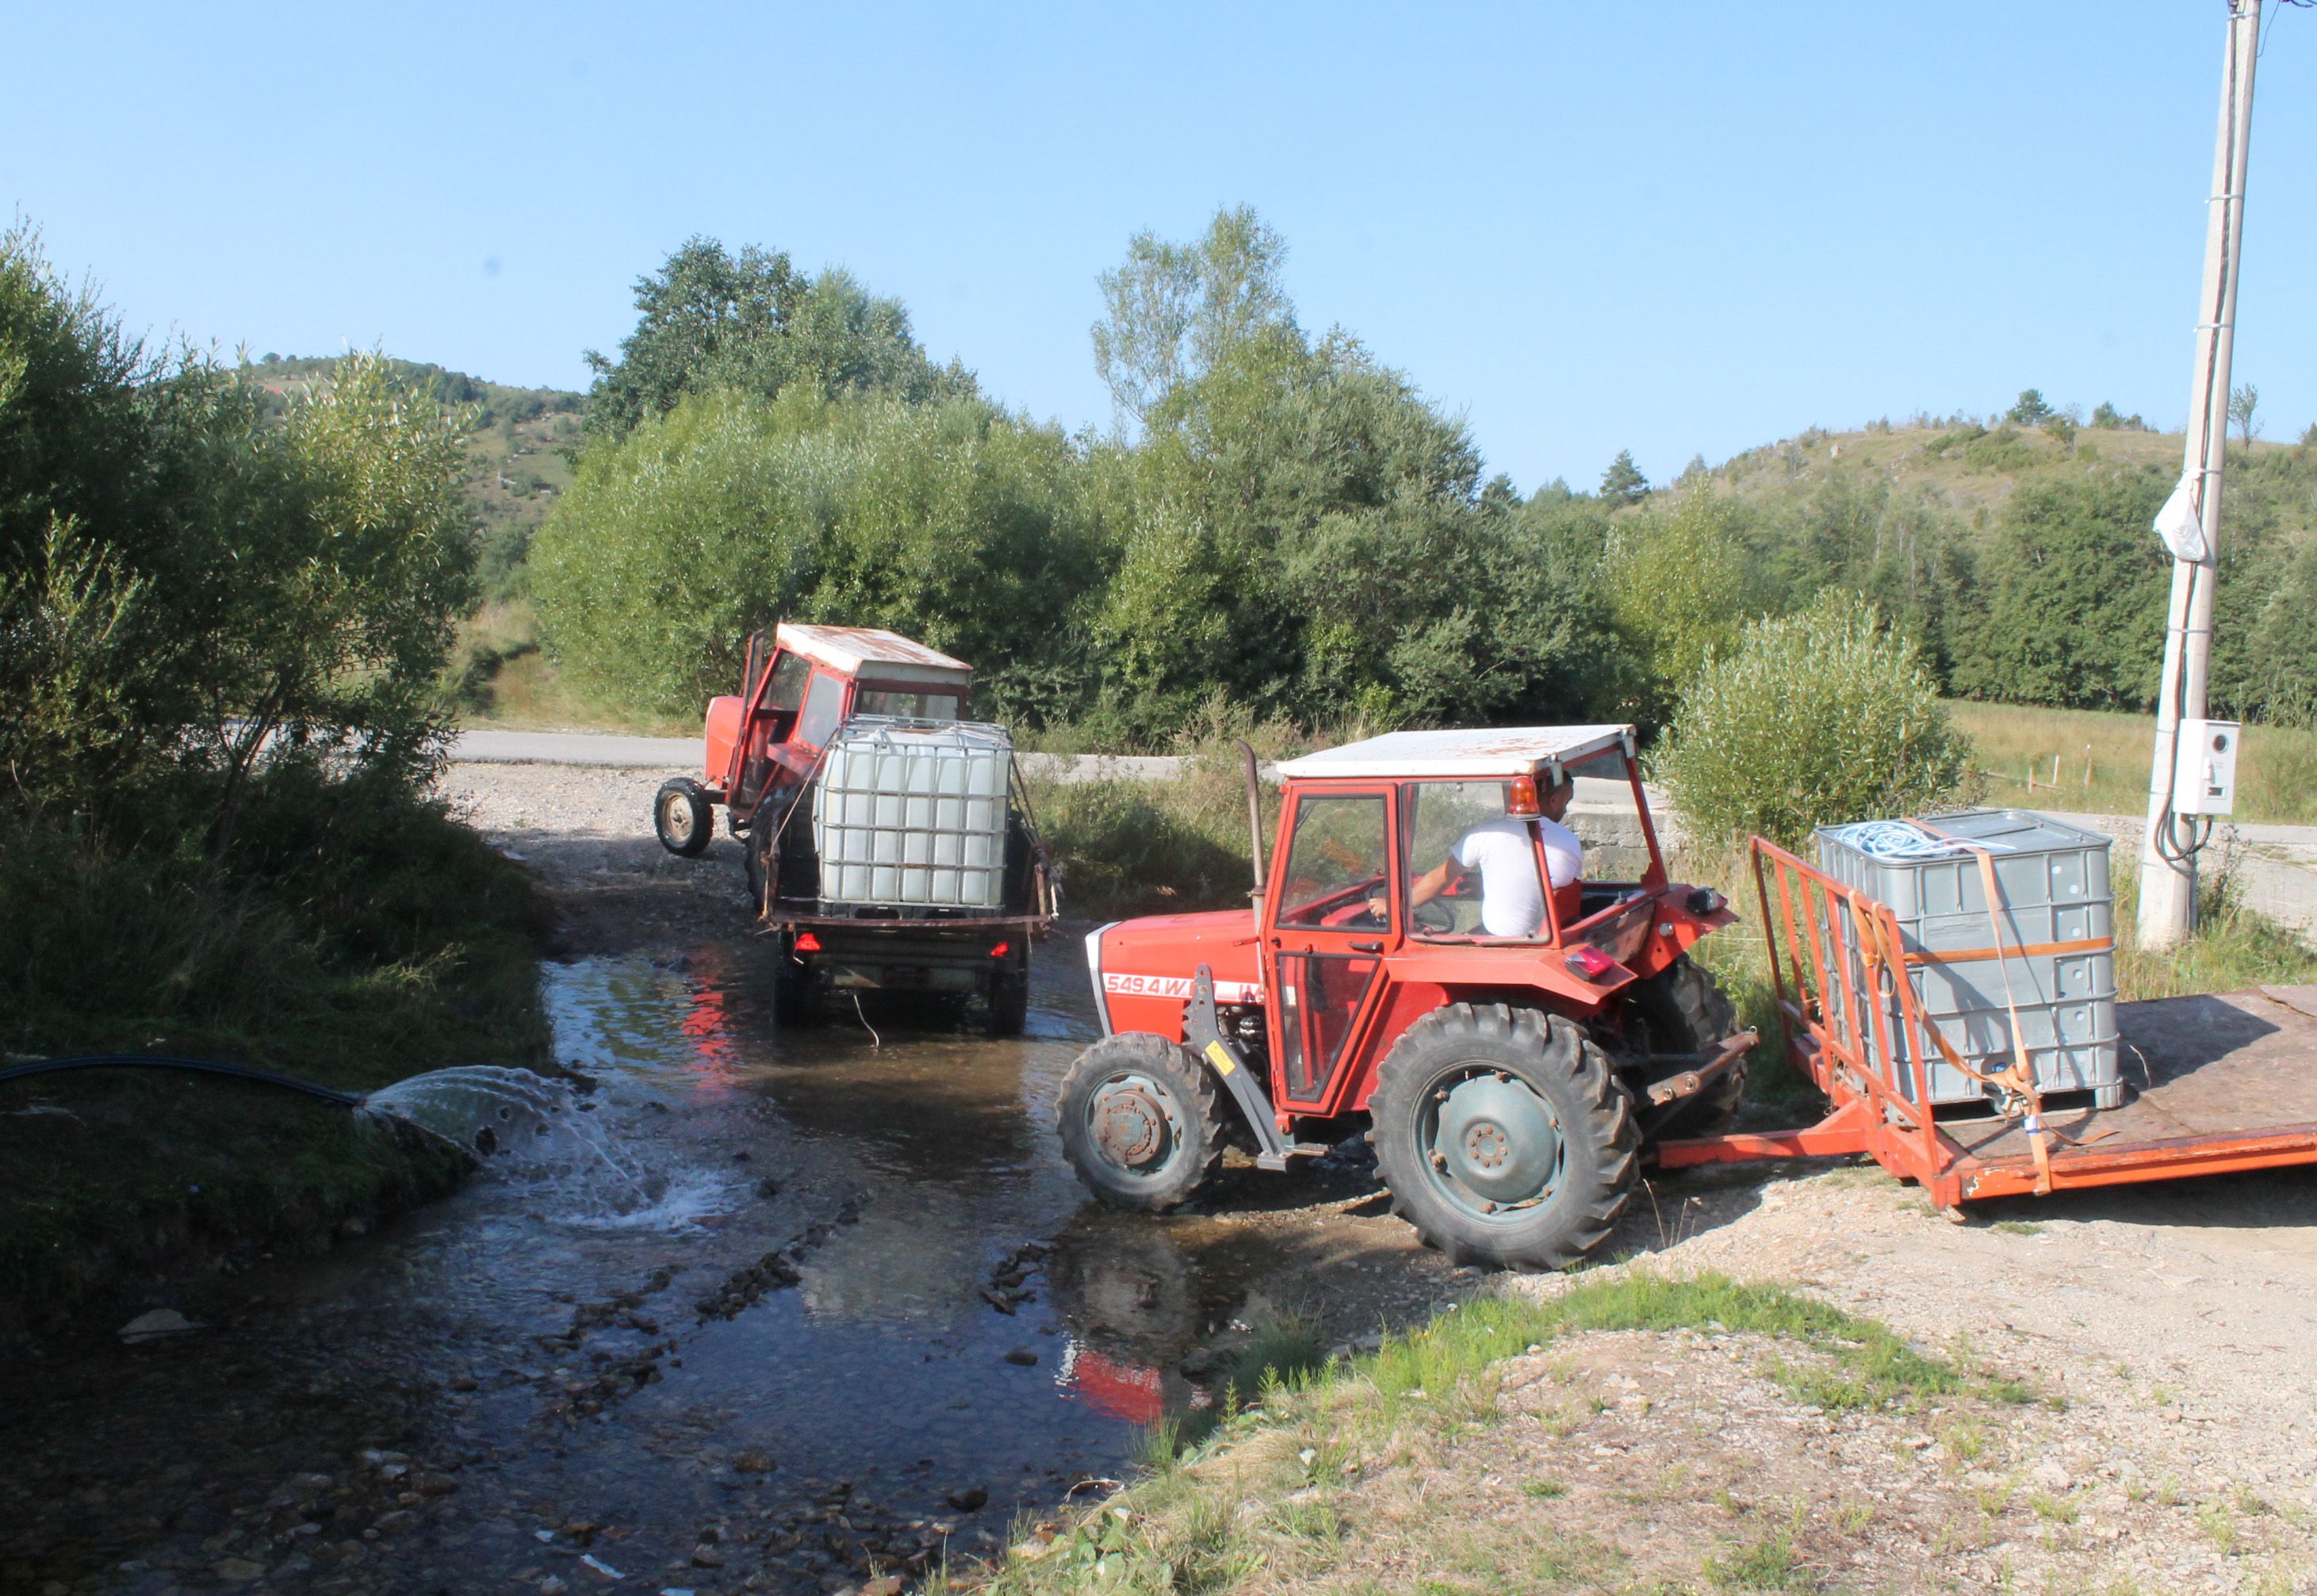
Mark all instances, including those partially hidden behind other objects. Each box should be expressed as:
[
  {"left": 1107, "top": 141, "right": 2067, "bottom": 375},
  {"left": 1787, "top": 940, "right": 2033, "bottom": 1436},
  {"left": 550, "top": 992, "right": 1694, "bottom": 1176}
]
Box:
[
  {"left": 947, "top": 1271, "right": 2027, "bottom": 1595},
  {"left": 1947, "top": 699, "right": 2317, "bottom": 826},
  {"left": 2112, "top": 851, "right": 2317, "bottom": 1001}
]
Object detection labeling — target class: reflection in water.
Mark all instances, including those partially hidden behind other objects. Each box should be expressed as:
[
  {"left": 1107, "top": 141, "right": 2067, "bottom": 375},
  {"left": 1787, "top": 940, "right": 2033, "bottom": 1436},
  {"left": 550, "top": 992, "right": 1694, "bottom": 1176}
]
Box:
[{"left": 0, "top": 936, "right": 1417, "bottom": 1594}]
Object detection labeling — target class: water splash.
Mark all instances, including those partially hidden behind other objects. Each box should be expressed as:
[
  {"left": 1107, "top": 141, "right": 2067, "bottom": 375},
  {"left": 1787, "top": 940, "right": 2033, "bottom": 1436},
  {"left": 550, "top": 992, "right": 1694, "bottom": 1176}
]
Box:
[{"left": 360, "top": 1066, "right": 729, "bottom": 1230}]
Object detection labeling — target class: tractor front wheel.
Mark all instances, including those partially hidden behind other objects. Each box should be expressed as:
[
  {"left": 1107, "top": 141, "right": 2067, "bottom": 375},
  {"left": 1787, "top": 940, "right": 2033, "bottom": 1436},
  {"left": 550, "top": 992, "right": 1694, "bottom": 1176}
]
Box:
[
  {"left": 654, "top": 778, "right": 714, "bottom": 857},
  {"left": 1055, "top": 1033, "right": 1226, "bottom": 1211},
  {"left": 1369, "top": 1004, "right": 1638, "bottom": 1272}
]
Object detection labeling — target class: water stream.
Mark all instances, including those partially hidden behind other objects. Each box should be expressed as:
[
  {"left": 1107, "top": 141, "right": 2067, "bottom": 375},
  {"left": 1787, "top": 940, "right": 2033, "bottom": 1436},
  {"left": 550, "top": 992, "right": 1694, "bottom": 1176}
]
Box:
[{"left": 1, "top": 937, "right": 1456, "bottom": 1594}]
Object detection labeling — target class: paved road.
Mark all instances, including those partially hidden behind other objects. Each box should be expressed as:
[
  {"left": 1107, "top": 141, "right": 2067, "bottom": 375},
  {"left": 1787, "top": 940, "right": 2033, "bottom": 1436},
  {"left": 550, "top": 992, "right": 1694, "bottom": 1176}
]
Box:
[
  {"left": 449, "top": 729, "right": 1181, "bottom": 784},
  {"left": 446, "top": 729, "right": 2315, "bottom": 940}
]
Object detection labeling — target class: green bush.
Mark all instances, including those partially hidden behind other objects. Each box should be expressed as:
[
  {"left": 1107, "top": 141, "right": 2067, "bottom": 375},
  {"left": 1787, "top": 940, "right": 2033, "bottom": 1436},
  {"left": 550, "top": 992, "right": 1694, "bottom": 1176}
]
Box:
[
  {"left": 530, "top": 388, "right": 1107, "bottom": 722},
  {"left": 1653, "top": 592, "right": 1971, "bottom": 850}
]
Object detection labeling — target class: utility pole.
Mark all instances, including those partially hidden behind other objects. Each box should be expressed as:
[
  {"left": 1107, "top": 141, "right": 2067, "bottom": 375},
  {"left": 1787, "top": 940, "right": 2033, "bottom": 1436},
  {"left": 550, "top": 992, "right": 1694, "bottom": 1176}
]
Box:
[{"left": 2139, "top": 0, "right": 2259, "bottom": 949}]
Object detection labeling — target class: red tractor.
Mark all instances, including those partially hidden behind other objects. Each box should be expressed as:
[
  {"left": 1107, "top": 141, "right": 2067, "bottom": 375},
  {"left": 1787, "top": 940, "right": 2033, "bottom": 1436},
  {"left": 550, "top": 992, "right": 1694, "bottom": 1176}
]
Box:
[
  {"left": 1059, "top": 727, "right": 1750, "bottom": 1270},
  {"left": 653, "top": 623, "right": 1055, "bottom": 1032}
]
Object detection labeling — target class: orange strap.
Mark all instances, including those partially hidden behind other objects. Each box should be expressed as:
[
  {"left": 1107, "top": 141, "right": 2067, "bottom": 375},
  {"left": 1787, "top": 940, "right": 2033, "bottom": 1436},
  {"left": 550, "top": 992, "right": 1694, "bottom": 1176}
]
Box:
[{"left": 1900, "top": 936, "right": 2111, "bottom": 967}]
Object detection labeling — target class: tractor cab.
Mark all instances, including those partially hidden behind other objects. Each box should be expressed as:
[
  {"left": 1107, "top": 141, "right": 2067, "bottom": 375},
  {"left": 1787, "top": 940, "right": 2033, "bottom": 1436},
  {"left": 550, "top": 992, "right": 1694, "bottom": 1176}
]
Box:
[
  {"left": 1066, "top": 726, "right": 1748, "bottom": 1271},
  {"left": 697, "top": 623, "right": 975, "bottom": 829}
]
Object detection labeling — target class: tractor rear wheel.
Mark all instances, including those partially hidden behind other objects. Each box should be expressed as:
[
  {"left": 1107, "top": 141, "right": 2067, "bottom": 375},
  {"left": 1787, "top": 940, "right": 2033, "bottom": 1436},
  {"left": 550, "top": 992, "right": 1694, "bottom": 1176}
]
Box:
[
  {"left": 1055, "top": 1033, "right": 1226, "bottom": 1211},
  {"left": 1369, "top": 1004, "right": 1638, "bottom": 1271},
  {"left": 654, "top": 778, "right": 714, "bottom": 857},
  {"left": 1626, "top": 955, "right": 1745, "bottom": 1134}
]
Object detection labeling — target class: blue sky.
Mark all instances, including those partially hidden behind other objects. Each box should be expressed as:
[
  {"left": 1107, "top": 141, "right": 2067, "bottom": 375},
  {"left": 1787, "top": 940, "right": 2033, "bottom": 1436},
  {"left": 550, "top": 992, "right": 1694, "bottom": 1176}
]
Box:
[{"left": 7, "top": 3, "right": 2311, "bottom": 492}]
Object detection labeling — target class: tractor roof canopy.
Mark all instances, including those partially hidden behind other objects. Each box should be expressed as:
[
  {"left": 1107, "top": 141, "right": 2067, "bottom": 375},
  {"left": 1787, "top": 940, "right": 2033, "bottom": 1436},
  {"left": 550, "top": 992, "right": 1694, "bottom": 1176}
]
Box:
[
  {"left": 1275, "top": 725, "right": 1635, "bottom": 780},
  {"left": 775, "top": 623, "right": 974, "bottom": 687}
]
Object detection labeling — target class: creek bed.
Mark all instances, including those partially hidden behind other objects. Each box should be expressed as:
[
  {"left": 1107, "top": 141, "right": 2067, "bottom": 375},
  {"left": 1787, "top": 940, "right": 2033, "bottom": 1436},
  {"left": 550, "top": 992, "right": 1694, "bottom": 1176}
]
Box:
[{"left": 2, "top": 935, "right": 1462, "bottom": 1594}]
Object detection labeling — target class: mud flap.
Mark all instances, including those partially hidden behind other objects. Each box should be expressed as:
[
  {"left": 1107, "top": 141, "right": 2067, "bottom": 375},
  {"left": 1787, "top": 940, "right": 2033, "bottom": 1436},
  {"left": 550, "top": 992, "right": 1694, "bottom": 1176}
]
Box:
[{"left": 1184, "top": 966, "right": 1329, "bottom": 1171}]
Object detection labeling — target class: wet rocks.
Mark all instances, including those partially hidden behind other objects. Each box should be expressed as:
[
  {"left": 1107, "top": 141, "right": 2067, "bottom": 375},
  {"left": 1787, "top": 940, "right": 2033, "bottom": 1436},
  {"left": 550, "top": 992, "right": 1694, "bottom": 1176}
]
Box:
[
  {"left": 119, "top": 1308, "right": 200, "bottom": 1343},
  {"left": 979, "top": 1241, "right": 1050, "bottom": 1315},
  {"left": 732, "top": 1450, "right": 776, "bottom": 1474},
  {"left": 946, "top": 1486, "right": 988, "bottom": 1513},
  {"left": 1003, "top": 1348, "right": 1038, "bottom": 1367}
]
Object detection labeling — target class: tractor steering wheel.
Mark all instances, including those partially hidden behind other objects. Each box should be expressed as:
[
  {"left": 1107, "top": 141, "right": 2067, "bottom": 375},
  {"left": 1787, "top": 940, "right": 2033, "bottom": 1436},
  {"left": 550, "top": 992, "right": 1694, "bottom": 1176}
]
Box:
[{"left": 1411, "top": 898, "right": 1457, "bottom": 935}]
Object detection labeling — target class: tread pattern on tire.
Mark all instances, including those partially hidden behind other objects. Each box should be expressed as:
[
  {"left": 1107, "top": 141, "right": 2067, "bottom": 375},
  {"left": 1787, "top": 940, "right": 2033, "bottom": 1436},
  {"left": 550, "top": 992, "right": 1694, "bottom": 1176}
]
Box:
[
  {"left": 1055, "top": 1031, "right": 1227, "bottom": 1211},
  {"left": 1369, "top": 1003, "right": 1638, "bottom": 1272},
  {"left": 1630, "top": 955, "right": 1746, "bottom": 1134},
  {"left": 655, "top": 778, "right": 713, "bottom": 858}
]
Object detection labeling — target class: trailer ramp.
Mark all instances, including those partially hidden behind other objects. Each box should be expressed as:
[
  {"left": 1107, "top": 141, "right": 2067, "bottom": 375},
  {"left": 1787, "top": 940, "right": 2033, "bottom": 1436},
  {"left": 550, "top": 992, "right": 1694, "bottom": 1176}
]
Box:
[{"left": 1654, "top": 839, "right": 2317, "bottom": 1208}]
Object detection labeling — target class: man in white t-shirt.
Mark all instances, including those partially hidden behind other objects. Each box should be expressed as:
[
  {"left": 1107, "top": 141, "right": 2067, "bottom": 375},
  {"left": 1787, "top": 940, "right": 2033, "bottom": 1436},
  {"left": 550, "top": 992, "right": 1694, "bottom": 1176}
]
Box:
[{"left": 1406, "top": 775, "right": 1583, "bottom": 937}]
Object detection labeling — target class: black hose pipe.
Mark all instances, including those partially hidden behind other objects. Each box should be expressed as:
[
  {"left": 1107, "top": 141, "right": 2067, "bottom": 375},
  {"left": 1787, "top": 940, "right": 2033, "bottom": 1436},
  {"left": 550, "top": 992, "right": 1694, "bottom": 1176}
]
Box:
[{"left": 0, "top": 1054, "right": 365, "bottom": 1107}]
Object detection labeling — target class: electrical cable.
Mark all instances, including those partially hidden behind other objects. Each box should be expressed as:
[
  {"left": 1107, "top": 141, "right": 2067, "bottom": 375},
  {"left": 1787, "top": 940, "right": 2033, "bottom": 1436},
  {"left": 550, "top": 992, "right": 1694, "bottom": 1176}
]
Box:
[{"left": 0, "top": 1054, "right": 365, "bottom": 1107}]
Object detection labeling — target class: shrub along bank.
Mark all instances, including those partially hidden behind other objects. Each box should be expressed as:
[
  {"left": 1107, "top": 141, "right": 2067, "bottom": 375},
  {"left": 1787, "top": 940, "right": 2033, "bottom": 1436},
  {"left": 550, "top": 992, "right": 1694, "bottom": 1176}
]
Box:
[{"left": 0, "top": 228, "right": 551, "bottom": 1336}]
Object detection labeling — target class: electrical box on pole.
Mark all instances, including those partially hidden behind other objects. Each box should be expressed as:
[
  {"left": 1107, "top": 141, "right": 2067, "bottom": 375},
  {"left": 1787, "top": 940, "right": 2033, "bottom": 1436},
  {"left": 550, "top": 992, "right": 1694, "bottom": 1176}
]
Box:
[{"left": 2170, "top": 719, "right": 2239, "bottom": 816}]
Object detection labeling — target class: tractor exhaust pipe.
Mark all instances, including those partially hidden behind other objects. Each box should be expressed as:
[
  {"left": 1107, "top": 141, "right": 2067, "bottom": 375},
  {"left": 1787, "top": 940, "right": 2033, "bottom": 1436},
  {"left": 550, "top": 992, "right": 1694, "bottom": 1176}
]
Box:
[{"left": 1238, "top": 739, "right": 1266, "bottom": 932}]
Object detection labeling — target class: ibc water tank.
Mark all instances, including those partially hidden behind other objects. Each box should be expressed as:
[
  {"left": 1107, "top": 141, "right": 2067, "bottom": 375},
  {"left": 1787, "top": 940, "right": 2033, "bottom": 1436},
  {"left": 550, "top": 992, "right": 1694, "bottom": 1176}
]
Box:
[{"left": 811, "top": 717, "right": 1013, "bottom": 909}]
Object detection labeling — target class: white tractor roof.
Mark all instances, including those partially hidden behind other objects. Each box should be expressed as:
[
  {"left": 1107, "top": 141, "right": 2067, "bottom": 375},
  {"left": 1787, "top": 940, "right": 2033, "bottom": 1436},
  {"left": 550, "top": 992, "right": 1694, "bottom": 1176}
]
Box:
[
  {"left": 776, "top": 623, "right": 973, "bottom": 683},
  {"left": 1275, "top": 725, "right": 1634, "bottom": 780}
]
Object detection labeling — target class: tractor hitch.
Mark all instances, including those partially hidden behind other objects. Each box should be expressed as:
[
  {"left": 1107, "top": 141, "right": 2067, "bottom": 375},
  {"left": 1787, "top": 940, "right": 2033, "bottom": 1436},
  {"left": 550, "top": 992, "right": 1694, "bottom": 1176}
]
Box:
[{"left": 1637, "top": 1031, "right": 1757, "bottom": 1132}]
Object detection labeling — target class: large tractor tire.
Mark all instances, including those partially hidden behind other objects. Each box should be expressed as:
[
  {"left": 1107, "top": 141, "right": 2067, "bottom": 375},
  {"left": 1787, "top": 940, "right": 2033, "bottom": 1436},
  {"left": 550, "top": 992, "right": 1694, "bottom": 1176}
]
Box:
[
  {"left": 654, "top": 778, "right": 714, "bottom": 857},
  {"left": 1626, "top": 955, "right": 1746, "bottom": 1135},
  {"left": 1369, "top": 1004, "right": 1638, "bottom": 1271},
  {"left": 1055, "top": 1032, "right": 1227, "bottom": 1211}
]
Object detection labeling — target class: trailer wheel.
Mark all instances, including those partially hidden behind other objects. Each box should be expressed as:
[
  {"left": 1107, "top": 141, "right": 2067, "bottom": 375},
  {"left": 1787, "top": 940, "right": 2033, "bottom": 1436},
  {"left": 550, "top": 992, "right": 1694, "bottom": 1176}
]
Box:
[
  {"left": 984, "top": 970, "right": 1030, "bottom": 1038},
  {"left": 1056, "top": 1033, "right": 1226, "bottom": 1211},
  {"left": 1627, "top": 956, "right": 1746, "bottom": 1134},
  {"left": 654, "top": 779, "right": 714, "bottom": 857},
  {"left": 772, "top": 948, "right": 818, "bottom": 1027},
  {"left": 1369, "top": 1004, "right": 1637, "bottom": 1271}
]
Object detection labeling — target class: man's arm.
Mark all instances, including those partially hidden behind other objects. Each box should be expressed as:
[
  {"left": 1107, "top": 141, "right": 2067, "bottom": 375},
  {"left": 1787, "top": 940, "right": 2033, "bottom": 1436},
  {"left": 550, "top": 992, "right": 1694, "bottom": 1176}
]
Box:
[
  {"left": 1369, "top": 855, "right": 1465, "bottom": 921},
  {"left": 1407, "top": 856, "right": 1465, "bottom": 908}
]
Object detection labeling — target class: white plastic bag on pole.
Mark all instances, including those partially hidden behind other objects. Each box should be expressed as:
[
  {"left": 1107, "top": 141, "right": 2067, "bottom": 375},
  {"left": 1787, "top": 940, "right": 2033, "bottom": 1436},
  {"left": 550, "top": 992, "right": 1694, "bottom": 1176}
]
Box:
[{"left": 2154, "top": 472, "right": 2208, "bottom": 561}]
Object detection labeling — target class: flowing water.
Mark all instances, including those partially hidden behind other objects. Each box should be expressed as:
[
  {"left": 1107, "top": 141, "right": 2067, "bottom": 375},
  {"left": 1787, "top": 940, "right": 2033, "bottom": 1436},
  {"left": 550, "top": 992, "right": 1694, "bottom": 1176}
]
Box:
[{"left": 2, "top": 936, "right": 1456, "bottom": 1595}]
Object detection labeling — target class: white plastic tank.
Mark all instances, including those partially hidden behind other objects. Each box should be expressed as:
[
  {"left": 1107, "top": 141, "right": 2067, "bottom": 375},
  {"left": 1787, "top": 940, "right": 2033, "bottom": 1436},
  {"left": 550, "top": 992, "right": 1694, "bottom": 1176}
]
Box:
[{"left": 812, "top": 717, "right": 1013, "bottom": 909}]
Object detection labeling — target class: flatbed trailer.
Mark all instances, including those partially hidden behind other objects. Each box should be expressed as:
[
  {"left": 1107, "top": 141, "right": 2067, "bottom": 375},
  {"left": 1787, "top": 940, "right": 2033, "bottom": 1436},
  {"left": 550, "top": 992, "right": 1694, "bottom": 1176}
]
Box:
[{"left": 1655, "top": 838, "right": 2317, "bottom": 1208}]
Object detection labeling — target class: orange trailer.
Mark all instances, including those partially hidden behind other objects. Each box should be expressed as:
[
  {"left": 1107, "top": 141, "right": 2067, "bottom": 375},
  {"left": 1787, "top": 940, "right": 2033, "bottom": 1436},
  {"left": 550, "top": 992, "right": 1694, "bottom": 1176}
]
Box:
[{"left": 1654, "top": 838, "right": 2317, "bottom": 1208}]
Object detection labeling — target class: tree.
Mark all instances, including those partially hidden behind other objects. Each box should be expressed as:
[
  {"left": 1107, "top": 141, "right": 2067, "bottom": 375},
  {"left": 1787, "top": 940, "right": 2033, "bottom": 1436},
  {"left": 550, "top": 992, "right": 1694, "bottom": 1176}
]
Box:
[
  {"left": 532, "top": 389, "right": 1105, "bottom": 721},
  {"left": 1, "top": 226, "right": 475, "bottom": 840},
  {"left": 1652, "top": 592, "right": 1970, "bottom": 851},
  {"left": 1599, "top": 450, "right": 1649, "bottom": 506},
  {"left": 2005, "top": 388, "right": 2054, "bottom": 427},
  {"left": 2230, "top": 382, "right": 2261, "bottom": 446},
  {"left": 2090, "top": 400, "right": 2145, "bottom": 431},
  {"left": 580, "top": 238, "right": 970, "bottom": 449},
  {"left": 1947, "top": 476, "right": 2169, "bottom": 710},
  {"left": 1599, "top": 488, "right": 1772, "bottom": 724},
  {"left": 1090, "top": 206, "right": 1296, "bottom": 431}
]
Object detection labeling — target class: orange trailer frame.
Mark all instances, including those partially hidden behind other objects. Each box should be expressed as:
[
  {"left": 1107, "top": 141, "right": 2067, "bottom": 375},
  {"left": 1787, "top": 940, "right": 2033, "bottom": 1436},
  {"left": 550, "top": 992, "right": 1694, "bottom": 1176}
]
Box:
[{"left": 1653, "top": 838, "right": 2317, "bottom": 1208}]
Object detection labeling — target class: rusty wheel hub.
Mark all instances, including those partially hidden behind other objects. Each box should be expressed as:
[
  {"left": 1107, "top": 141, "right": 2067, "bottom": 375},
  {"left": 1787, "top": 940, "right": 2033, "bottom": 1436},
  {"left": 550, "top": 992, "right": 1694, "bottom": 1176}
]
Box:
[{"left": 1088, "top": 1076, "right": 1178, "bottom": 1172}]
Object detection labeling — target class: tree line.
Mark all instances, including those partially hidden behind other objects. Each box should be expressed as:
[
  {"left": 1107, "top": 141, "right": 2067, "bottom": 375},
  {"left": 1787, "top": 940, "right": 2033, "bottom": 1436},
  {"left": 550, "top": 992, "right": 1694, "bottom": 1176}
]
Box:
[{"left": 532, "top": 210, "right": 2317, "bottom": 745}]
